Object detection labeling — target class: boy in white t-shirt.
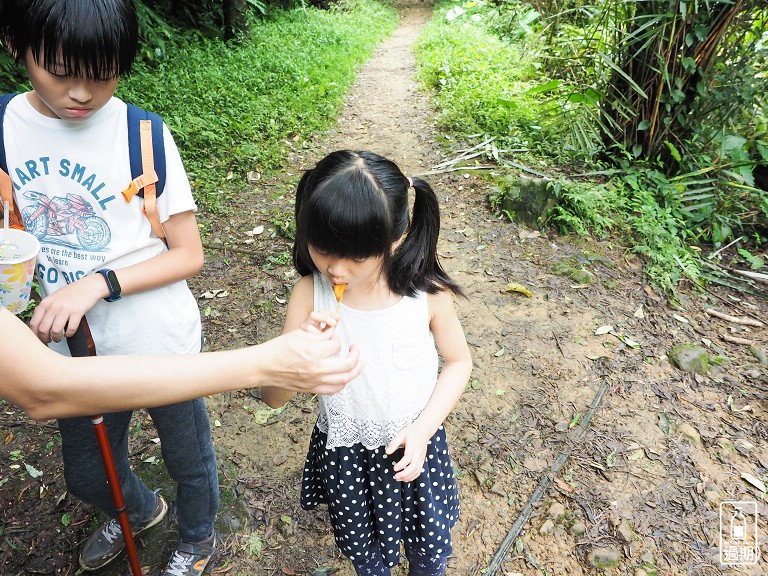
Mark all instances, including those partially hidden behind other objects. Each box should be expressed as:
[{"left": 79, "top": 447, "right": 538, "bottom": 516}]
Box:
[{"left": 0, "top": 1, "right": 217, "bottom": 574}]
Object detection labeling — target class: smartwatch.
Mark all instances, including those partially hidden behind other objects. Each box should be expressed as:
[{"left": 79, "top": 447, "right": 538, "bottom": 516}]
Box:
[{"left": 97, "top": 269, "right": 122, "bottom": 302}]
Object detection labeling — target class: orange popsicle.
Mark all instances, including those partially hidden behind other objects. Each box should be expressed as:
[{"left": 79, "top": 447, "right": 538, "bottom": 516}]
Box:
[{"left": 333, "top": 283, "right": 347, "bottom": 314}]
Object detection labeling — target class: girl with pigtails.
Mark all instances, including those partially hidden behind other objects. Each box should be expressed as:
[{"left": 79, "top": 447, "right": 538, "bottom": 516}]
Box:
[{"left": 262, "top": 150, "right": 472, "bottom": 576}]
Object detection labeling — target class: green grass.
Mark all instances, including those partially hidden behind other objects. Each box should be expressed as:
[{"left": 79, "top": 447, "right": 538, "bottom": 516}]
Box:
[
  {"left": 414, "top": 0, "right": 720, "bottom": 293},
  {"left": 118, "top": 0, "right": 398, "bottom": 213},
  {"left": 415, "top": 3, "right": 549, "bottom": 151}
]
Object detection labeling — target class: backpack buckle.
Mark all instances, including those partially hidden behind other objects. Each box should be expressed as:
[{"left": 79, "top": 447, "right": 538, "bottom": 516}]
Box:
[{"left": 121, "top": 170, "right": 159, "bottom": 202}]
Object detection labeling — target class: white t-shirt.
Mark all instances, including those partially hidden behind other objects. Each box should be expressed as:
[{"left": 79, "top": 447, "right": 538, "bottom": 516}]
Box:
[{"left": 3, "top": 94, "right": 201, "bottom": 356}]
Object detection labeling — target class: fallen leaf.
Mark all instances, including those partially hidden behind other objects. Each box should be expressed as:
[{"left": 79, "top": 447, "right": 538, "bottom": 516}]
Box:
[
  {"left": 554, "top": 477, "right": 575, "bottom": 493},
  {"left": 252, "top": 406, "right": 285, "bottom": 425},
  {"left": 595, "top": 325, "right": 614, "bottom": 335},
  {"left": 643, "top": 284, "right": 661, "bottom": 301},
  {"left": 618, "top": 334, "right": 640, "bottom": 348},
  {"left": 518, "top": 229, "right": 541, "bottom": 240},
  {"left": 658, "top": 412, "right": 671, "bottom": 434},
  {"left": 25, "top": 463, "right": 43, "bottom": 478},
  {"left": 312, "top": 568, "right": 337, "bottom": 576},
  {"left": 503, "top": 282, "right": 532, "bottom": 297},
  {"left": 740, "top": 472, "right": 767, "bottom": 493},
  {"left": 201, "top": 288, "right": 228, "bottom": 299}
]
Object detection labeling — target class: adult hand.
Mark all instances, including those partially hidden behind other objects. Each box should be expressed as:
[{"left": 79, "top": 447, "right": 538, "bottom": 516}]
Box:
[{"left": 263, "top": 320, "right": 361, "bottom": 395}]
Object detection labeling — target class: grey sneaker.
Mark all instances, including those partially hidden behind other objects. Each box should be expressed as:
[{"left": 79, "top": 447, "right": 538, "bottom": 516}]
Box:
[
  {"left": 79, "top": 491, "right": 168, "bottom": 571},
  {"left": 162, "top": 532, "right": 217, "bottom": 576}
]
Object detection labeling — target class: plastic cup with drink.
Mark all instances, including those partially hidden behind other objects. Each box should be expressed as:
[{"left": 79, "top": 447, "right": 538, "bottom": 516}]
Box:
[{"left": 0, "top": 201, "right": 39, "bottom": 314}]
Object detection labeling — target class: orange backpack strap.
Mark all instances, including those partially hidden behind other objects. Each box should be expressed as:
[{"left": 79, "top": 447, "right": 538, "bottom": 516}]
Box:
[
  {"left": 0, "top": 168, "right": 25, "bottom": 230},
  {"left": 120, "top": 119, "right": 166, "bottom": 244},
  {"left": 0, "top": 93, "right": 25, "bottom": 230}
]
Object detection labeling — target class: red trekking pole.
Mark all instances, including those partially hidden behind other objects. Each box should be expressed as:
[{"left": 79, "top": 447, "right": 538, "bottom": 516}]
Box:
[{"left": 67, "top": 320, "right": 143, "bottom": 576}]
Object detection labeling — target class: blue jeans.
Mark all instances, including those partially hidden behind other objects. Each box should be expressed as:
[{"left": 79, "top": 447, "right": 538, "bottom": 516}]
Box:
[{"left": 58, "top": 397, "right": 219, "bottom": 543}]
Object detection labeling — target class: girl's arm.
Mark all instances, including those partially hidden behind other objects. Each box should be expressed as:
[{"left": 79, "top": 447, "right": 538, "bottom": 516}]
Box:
[
  {"left": 386, "top": 290, "right": 472, "bottom": 482},
  {"left": 1, "top": 307, "right": 360, "bottom": 420},
  {"left": 29, "top": 210, "right": 204, "bottom": 343},
  {"left": 261, "top": 274, "right": 317, "bottom": 408}
]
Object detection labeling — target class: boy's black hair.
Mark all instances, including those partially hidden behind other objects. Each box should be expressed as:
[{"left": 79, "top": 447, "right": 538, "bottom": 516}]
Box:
[
  {"left": 0, "top": 0, "right": 138, "bottom": 80},
  {"left": 294, "top": 150, "right": 463, "bottom": 298}
]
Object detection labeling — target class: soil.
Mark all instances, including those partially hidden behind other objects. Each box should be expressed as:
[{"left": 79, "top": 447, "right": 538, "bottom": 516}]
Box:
[{"left": 1, "top": 3, "right": 767, "bottom": 576}]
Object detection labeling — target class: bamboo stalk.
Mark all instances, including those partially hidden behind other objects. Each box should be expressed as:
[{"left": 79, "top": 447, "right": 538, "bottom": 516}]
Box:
[
  {"left": 706, "top": 308, "right": 764, "bottom": 327},
  {"left": 720, "top": 333, "right": 754, "bottom": 346}
]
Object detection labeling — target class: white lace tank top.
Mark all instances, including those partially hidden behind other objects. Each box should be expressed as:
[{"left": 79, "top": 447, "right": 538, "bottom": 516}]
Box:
[{"left": 313, "top": 272, "right": 439, "bottom": 450}]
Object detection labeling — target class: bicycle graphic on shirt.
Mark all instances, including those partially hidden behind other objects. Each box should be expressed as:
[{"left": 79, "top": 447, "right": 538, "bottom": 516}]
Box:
[{"left": 21, "top": 190, "right": 111, "bottom": 251}]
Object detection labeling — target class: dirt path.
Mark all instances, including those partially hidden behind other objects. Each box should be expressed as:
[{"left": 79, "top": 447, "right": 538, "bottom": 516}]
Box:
[
  {"left": 197, "top": 3, "right": 768, "bottom": 575},
  {"left": 1, "top": 3, "right": 766, "bottom": 576}
]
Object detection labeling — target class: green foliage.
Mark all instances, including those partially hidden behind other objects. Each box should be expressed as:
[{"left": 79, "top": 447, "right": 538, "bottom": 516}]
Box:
[
  {"left": 545, "top": 167, "right": 702, "bottom": 291},
  {"left": 545, "top": 179, "right": 622, "bottom": 237},
  {"left": 0, "top": 0, "right": 395, "bottom": 214},
  {"left": 0, "top": 51, "right": 27, "bottom": 92},
  {"left": 118, "top": 0, "right": 396, "bottom": 212},
  {"left": 416, "top": 2, "right": 551, "bottom": 151},
  {"left": 418, "top": 0, "right": 767, "bottom": 293}
]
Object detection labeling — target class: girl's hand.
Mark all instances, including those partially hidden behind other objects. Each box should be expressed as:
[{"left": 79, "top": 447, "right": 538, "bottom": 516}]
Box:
[
  {"left": 385, "top": 422, "right": 433, "bottom": 483},
  {"left": 29, "top": 275, "right": 105, "bottom": 343},
  {"left": 299, "top": 310, "right": 340, "bottom": 334}
]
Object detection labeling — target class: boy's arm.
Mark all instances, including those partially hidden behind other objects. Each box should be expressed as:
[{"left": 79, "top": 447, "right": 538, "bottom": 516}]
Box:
[
  {"left": 261, "top": 274, "right": 316, "bottom": 408},
  {"left": 28, "top": 210, "right": 203, "bottom": 343},
  {"left": 106, "top": 209, "right": 203, "bottom": 294}
]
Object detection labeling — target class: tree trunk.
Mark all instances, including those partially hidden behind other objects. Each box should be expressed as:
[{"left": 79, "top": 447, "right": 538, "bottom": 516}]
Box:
[{"left": 223, "top": 0, "right": 248, "bottom": 39}]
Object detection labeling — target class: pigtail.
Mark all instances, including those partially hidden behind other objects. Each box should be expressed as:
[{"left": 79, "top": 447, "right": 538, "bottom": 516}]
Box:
[
  {"left": 390, "top": 177, "right": 464, "bottom": 297},
  {"left": 293, "top": 169, "right": 316, "bottom": 276}
]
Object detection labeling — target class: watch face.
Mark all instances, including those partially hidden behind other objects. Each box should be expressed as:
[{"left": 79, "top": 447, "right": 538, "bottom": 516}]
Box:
[
  {"left": 100, "top": 269, "right": 121, "bottom": 300},
  {"left": 106, "top": 270, "right": 119, "bottom": 288}
]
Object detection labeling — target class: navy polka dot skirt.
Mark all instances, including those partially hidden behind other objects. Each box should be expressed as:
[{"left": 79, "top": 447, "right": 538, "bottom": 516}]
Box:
[{"left": 301, "top": 425, "right": 459, "bottom": 567}]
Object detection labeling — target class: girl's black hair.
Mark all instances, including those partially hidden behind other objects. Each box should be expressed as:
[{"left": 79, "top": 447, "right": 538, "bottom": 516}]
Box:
[
  {"left": 0, "top": 0, "right": 138, "bottom": 80},
  {"left": 294, "top": 150, "right": 464, "bottom": 297}
]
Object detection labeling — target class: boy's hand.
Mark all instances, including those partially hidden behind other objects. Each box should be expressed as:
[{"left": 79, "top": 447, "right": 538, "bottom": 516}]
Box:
[{"left": 30, "top": 275, "right": 105, "bottom": 343}]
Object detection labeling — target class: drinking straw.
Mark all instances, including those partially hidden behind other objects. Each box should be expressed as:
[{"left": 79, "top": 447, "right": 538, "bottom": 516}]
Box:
[{"left": 2, "top": 200, "right": 8, "bottom": 242}]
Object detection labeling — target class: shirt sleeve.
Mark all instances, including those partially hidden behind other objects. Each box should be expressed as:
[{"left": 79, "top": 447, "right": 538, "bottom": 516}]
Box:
[{"left": 157, "top": 123, "right": 197, "bottom": 222}]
